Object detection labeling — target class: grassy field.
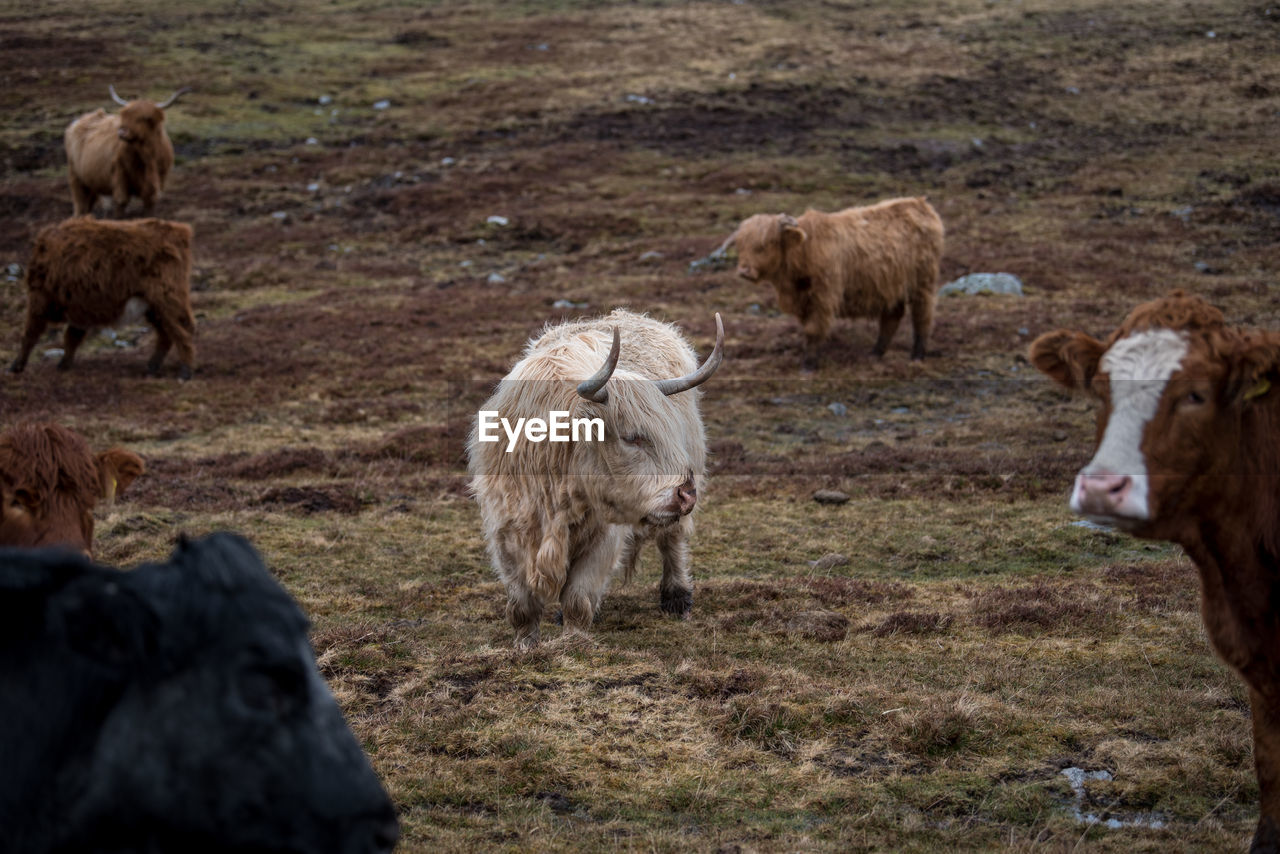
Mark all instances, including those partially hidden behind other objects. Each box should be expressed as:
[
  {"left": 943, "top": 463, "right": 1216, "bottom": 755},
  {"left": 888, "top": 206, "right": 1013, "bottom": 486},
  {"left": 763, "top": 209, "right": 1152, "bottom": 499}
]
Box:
[{"left": 2, "top": 0, "right": 1278, "bottom": 850}]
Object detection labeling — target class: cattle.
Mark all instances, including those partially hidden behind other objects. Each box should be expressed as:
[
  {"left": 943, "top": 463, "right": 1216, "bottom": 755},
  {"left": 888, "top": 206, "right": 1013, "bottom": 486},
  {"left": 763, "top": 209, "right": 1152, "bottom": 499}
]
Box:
[
  {"left": 0, "top": 422, "right": 143, "bottom": 556},
  {"left": 1030, "top": 290, "right": 1280, "bottom": 852},
  {"left": 0, "top": 532, "right": 399, "bottom": 853},
  {"left": 8, "top": 216, "right": 197, "bottom": 379},
  {"left": 467, "top": 309, "right": 724, "bottom": 647},
  {"left": 65, "top": 84, "right": 189, "bottom": 217},
  {"left": 715, "top": 196, "right": 944, "bottom": 370}
]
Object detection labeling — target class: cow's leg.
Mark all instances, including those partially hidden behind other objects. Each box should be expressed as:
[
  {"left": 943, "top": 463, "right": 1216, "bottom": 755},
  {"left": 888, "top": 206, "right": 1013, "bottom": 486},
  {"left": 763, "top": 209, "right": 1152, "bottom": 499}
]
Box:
[
  {"left": 1250, "top": 687, "right": 1280, "bottom": 853},
  {"left": 168, "top": 306, "right": 197, "bottom": 381},
  {"left": 656, "top": 517, "right": 694, "bottom": 618},
  {"left": 57, "top": 325, "right": 88, "bottom": 371},
  {"left": 872, "top": 302, "right": 906, "bottom": 357},
  {"left": 506, "top": 587, "right": 543, "bottom": 650},
  {"left": 908, "top": 288, "right": 937, "bottom": 360},
  {"left": 68, "top": 176, "right": 96, "bottom": 217},
  {"left": 145, "top": 309, "right": 173, "bottom": 377},
  {"left": 560, "top": 527, "right": 624, "bottom": 634},
  {"left": 8, "top": 298, "right": 52, "bottom": 374},
  {"left": 799, "top": 314, "right": 832, "bottom": 372}
]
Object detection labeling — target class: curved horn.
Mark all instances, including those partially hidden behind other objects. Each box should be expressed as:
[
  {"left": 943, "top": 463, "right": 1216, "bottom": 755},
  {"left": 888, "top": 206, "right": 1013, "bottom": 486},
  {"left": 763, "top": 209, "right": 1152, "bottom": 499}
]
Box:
[
  {"left": 710, "top": 228, "right": 737, "bottom": 259},
  {"left": 108, "top": 85, "right": 129, "bottom": 106},
  {"left": 577, "top": 326, "right": 620, "bottom": 403},
  {"left": 654, "top": 313, "right": 724, "bottom": 397},
  {"left": 155, "top": 86, "right": 192, "bottom": 110}
]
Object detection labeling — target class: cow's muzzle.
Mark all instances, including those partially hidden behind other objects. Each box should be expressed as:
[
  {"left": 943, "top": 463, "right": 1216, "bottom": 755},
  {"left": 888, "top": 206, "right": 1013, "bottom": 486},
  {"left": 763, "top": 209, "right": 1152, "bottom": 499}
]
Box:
[
  {"left": 1071, "top": 467, "right": 1149, "bottom": 524},
  {"left": 643, "top": 478, "right": 698, "bottom": 526}
]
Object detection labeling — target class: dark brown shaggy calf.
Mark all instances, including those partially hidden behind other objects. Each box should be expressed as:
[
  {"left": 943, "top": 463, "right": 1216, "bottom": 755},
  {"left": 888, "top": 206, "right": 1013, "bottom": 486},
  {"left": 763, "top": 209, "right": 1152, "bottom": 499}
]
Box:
[
  {"left": 717, "top": 196, "right": 945, "bottom": 370},
  {"left": 8, "top": 217, "right": 196, "bottom": 379},
  {"left": 0, "top": 422, "right": 144, "bottom": 555},
  {"left": 64, "top": 85, "right": 189, "bottom": 217}
]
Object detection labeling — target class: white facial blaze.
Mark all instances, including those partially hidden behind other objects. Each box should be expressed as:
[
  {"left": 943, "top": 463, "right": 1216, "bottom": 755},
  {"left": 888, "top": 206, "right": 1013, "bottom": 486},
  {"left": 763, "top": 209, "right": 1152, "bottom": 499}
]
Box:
[{"left": 1072, "top": 328, "right": 1189, "bottom": 521}]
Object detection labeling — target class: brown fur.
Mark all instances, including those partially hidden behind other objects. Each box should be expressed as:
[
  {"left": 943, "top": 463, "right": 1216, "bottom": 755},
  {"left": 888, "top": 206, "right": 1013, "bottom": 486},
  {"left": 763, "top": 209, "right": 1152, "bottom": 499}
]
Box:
[
  {"left": 65, "top": 96, "right": 178, "bottom": 217},
  {"left": 721, "top": 196, "right": 944, "bottom": 368},
  {"left": 0, "top": 422, "right": 144, "bottom": 555},
  {"left": 1031, "top": 290, "right": 1280, "bottom": 852},
  {"left": 8, "top": 217, "right": 197, "bottom": 379}
]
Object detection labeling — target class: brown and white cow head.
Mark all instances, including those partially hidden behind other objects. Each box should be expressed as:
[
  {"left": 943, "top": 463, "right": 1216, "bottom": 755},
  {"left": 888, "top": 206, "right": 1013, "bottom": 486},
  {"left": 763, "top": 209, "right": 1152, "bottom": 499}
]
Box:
[
  {"left": 567, "top": 314, "right": 724, "bottom": 527},
  {"left": 109, "top": 84, "right": 188, "bottom": 149},
  {"left": 717, "top": 214, "right": 805, "bottom": 285},
  {"left": 0, "top": 423, "right": 145, "bottom": 554},
  {"left": 1030, "top": 291, "right": 1280, "bottom": 539}
]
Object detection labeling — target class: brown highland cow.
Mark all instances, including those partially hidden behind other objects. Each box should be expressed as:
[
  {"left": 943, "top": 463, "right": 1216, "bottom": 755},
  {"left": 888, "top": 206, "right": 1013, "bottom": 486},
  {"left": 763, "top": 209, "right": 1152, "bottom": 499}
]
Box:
[
  {"left": 0, "top": 422, "right": 144, "bottom": 555},
  {"left": 64, "top": 85, "right": 189, "bottom": 217},
  {"left": 8, "top": 217, "right": 196, "bottom": 379},
  {"left": 717, "top": 196, "right": 944, "bottom": 369}
]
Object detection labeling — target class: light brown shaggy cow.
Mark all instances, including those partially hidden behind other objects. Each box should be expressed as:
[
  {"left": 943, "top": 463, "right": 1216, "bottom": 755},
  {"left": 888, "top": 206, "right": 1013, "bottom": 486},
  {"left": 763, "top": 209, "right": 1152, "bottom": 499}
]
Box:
[
  {"left": 65, "top": 85, "right": 189, "bottom": 217},
  {"left": 467, "top": 309, "right": 724, "bottom": 648},
  {"left": 0, "top": 422, "right": 144, "bottom": 555},
  {"left": 7, "top": 217, "right": 196, "bottom": 380},
  {"left": 1031, "top": 290, "right": 1280, "bottom": 852},
  {"left": 716, "top": 196, "right": 944, "bottom": 369}
]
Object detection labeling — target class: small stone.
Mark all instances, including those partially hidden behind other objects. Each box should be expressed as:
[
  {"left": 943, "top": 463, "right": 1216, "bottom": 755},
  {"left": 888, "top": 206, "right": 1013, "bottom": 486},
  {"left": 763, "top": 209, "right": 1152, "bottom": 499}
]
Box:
[
  {"left": 827, "top": 402, "right": 848, "bottom": 417},
  {"left": 813, "top": 489, "right": 850, "bottom": 506},
  {"left": 306, "top": 182, "right": 320, "bottom": 192},
  {"left": 304, "top": 137, "right": 318, "bottom": 145},
  {"left": 638, "top": 250, "right": 664, "bottom": 262},
  {"left": 43, "top": 348, "right": 65, "bottom": 360},
  {"left": 809, "top": 553, "right": 849, "bottom": 570},
  {"left": 373, "top": 99, "right": 391, "bottom": 110},
  {"left": 747, "top": 303, "right": 761, "bottom": 314},
  {"left": 486, "top": 215, "right": 509, "bottom": 226},
  {"left": 487, "top": 273, "right": 507, "bottom": 284},
  {"left": 939, "top": 273, "right": 1025, "bottom": 297},
  {"left": 1052, "top": 429, "right": 1068, "bottom": 442},
  {"left": 441, "top": 156, "right": 456, "bottom": 166},
  {"left": 318, "top": 95, "right": 333, "bottom": 105},
  {"left": 270, "top": 211, "right": 289, "bottom": 222}
]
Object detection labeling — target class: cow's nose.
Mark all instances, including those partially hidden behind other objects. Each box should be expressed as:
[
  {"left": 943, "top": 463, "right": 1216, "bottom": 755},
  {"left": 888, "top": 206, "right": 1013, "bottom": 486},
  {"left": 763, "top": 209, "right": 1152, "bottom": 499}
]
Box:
[
  {"left": 737, "top": 265, "right": 752, "bottom": 279},
  {"left": 1075, "top": 470, "right": 1131, "bottom": 515},
  {"left": 676, "top": 479, "right": 697, "bottom": 515}
]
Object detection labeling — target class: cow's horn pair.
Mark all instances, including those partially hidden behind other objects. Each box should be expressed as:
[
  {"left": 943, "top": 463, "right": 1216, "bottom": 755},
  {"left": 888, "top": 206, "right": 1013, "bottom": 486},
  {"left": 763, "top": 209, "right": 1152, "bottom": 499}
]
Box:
[
  {"left": 108, "top": 85, "right": 191, "bottom": 109},
  {"left": 577, "top": 313, "right": 725, "bottom": 403}
]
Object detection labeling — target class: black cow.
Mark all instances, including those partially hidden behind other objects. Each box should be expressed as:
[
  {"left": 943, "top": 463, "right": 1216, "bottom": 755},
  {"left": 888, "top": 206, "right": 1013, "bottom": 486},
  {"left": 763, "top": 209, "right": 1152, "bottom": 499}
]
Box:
[{"left": 0, "top": 533, "right": 399, "bottom": 853}]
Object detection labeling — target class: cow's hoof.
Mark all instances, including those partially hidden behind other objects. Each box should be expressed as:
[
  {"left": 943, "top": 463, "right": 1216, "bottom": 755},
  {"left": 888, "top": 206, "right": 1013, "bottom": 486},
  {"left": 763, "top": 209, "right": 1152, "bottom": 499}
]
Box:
[
  {"left": 660, "top": 588, "right": 693, "bottom": 618},
  {"left": 55, "top": 361, "right": 71, "bottom": 372},
  {"left": 6, "top": 361, "right": 23, "bottom": 374},
  {"left": 178, "top": 365, "right": 193, "bottom": 382}
]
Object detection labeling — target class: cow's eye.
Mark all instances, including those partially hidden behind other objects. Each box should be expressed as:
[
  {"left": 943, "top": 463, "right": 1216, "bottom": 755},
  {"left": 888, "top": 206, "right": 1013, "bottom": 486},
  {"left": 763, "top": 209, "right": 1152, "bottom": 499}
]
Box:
[
  {"left": 621, "top": 433, "right": 647, "bottom": 447},
  {"left": 238, "top": 662, "right": 306, "bottom": 718},
  {"left": 1183, "top": 390, "right": 1206, "bottom": 407}
]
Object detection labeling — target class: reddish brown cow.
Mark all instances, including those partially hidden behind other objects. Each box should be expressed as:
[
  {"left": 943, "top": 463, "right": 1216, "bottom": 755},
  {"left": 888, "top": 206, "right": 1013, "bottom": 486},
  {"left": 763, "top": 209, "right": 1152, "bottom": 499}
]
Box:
[
  {"left": 65, "top": 85, "right": 189, "bottom": 217},
  {"left": 1031, "top": 291, "right": 1280, "bottom": 852},
  {"left": 8, "top": 217, "right": 196, "bottom": 379},
  {"left": 716, "top": 196, "right": 944, "bottom": 369},
  {"left": 0, "top": 422, "right": 144, "bottom": 555}
]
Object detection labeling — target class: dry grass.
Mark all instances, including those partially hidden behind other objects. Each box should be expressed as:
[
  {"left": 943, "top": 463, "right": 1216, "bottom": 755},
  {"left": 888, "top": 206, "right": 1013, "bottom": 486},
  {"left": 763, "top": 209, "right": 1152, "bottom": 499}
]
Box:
[{"left": 2, "top": 0, "right": 1278, "bottom": 849}]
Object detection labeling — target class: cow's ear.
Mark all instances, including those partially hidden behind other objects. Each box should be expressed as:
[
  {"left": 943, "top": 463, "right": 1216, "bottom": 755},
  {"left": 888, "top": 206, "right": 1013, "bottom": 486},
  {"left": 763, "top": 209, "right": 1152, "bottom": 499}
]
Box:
[
  {"left": 1029, "top": 330, "right": 1106, "bottom": 392},
  {"left": 1225, "top": 333, "right": 1280, "bottom": 406},
  {"left": 96, "top": 448, "right": 145, "bottom": 503},
  {"left": 51, "top": 573, "right": 158, "bottom": 673},
  {"left": 778, "top": 214, "right": 806, "bottom": 246}
]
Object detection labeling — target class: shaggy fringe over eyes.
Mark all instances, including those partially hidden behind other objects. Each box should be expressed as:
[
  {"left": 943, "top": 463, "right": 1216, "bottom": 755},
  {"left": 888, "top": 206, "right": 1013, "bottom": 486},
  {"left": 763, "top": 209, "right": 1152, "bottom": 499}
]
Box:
[{"left": 0, "top": 423, "right": 100, "bottom": 509}]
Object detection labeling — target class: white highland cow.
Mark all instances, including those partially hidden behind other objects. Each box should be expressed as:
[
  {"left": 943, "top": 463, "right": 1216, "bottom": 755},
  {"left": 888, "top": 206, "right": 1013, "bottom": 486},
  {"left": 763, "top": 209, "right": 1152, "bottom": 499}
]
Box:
[{"left": 467, "top": 309, "right": 724, "bottom": 647}]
